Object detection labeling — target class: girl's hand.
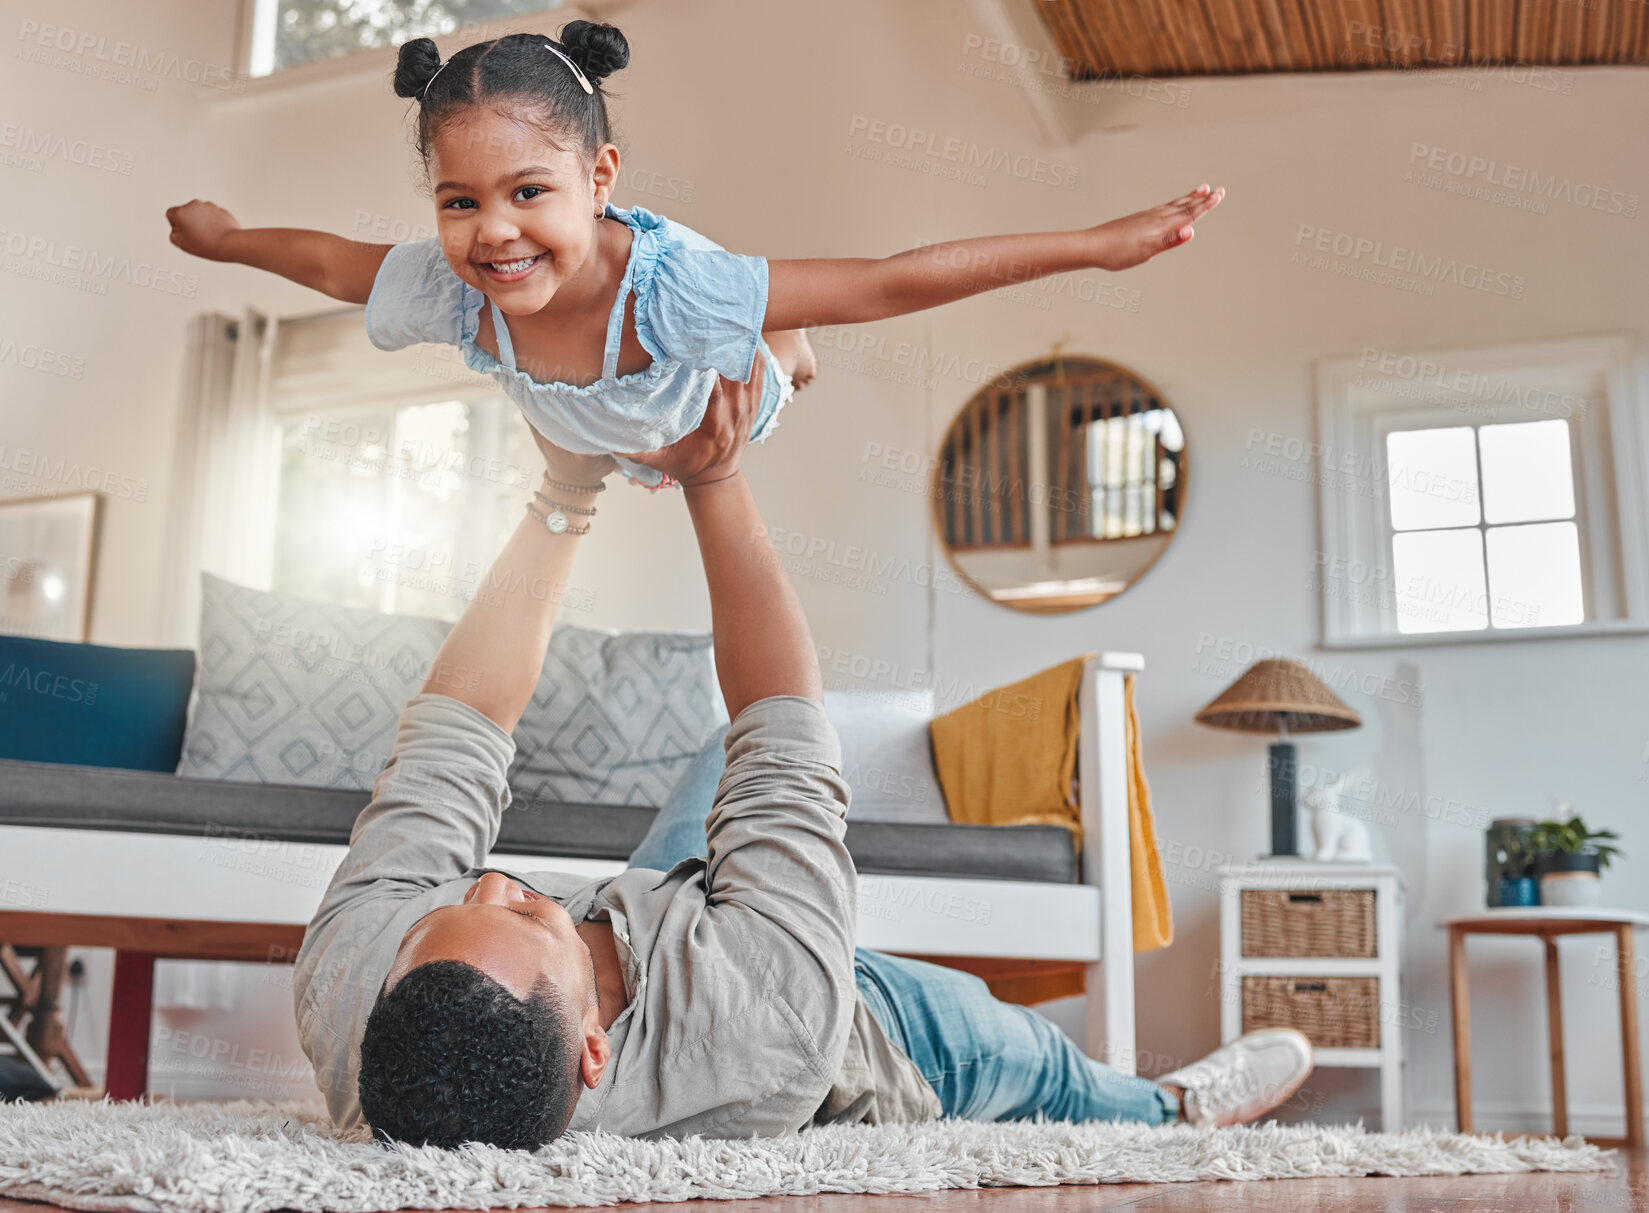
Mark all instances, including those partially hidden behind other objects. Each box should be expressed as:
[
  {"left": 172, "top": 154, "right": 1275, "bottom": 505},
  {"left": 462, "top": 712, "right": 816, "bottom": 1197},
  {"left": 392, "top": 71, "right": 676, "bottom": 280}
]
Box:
[
  {"left": 165, "top": 200, "right": 243, "bottom": 261},
  {"left": 619, "top": 351, "right": 764, "bottom": 489},
  {"left": 1089, "top": 184, "right": 1225, "bottom": 272},
  {"left": 527, "top": 426, "right": 617, "bottom": 488}
]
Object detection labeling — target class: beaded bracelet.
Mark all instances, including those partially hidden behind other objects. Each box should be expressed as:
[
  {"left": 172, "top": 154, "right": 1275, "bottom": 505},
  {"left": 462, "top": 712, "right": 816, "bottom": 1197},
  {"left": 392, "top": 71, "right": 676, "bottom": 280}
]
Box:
[
  {"left": 533, "top": 490, "right": 596, "bottom": 516},
  {"left": 543, "top": 471, "right": 606, "bottom": 495}
]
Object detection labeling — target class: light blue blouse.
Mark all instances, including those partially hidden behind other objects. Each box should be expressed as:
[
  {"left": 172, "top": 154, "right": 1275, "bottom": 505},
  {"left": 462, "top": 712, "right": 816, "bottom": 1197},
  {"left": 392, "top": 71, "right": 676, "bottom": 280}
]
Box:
[{"left": 364, "top": 203, "right": 789, "bottom": 488}]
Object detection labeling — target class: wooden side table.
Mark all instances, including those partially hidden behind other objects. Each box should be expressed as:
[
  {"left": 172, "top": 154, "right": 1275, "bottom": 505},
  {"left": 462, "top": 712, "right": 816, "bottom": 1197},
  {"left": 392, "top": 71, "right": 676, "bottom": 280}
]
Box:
[
  {"left": 1219, "top": 862, "right": 1404, "bottom": 1129},
  {"left": 1444, "top": 908, "right": 1648, "bottom": 1148}
]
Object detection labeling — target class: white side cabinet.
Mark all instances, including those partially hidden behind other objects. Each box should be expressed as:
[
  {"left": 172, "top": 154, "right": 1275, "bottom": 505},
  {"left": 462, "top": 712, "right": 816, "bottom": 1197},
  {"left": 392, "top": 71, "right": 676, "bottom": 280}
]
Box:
[{"left": 1218, "top": 861, "right": 1404, "bottom": 1129}]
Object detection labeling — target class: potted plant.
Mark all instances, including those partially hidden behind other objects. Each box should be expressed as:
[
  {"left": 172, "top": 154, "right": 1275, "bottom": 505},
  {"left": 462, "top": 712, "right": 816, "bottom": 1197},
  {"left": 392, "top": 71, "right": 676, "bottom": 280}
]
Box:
[{"left": 1527, "top": 804, "right": 1623, "bottom": 908}]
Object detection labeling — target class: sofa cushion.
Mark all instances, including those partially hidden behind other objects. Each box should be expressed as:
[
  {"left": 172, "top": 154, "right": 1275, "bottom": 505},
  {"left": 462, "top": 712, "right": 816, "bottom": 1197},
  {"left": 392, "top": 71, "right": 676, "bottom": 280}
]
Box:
[
  {"left": 0, "top": 758, "right": 1077, "bottom": 883},
  {"left": 0, "top": 636, "right": 195, "bottom": 771},
  {"left": 508, "top": 626, "right": 720, "bottom": 808},
  {"left": 823, "top": 689, "right": 949, "bottom": 824},
  {"left": 177, "top": 573, "right": 719, "bottom": 806}
]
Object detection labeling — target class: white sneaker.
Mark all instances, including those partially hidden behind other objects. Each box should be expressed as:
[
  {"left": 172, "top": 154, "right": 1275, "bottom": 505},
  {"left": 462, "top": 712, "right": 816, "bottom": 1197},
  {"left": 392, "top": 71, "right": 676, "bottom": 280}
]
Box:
[{"left": 1157, "top": 1029, "right": 1314, "bottom": 1128}]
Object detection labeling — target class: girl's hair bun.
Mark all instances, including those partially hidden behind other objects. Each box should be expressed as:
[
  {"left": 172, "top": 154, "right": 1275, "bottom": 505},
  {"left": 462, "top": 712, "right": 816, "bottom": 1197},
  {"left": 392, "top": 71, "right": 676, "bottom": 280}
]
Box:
[
  {"left": 558, "top": 20, "right": 629, "bottom": 83},
  {"left": 393, "top": 36, "right": 443, "bottom": 98}
]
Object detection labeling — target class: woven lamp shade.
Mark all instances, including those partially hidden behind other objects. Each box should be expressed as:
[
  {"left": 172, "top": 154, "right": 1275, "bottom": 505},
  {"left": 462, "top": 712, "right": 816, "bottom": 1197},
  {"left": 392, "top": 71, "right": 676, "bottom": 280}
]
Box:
[{"left": 1195, "top": 658, "right": 1362, "bottom": 733}]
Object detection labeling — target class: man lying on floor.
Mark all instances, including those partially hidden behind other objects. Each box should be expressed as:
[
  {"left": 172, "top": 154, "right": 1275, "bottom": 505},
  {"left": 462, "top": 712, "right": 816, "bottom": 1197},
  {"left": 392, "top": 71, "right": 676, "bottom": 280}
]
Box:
[{"left": 294, "top": 355, "right": 1314, "bottom": 1150}]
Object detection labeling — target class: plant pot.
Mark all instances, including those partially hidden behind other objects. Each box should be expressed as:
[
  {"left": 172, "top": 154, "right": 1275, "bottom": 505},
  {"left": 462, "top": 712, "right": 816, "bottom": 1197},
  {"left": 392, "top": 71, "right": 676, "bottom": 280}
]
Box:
[
  {"left": 1540, "top": 870, "right": 1602, "bottom": 907},
  {"left": 1498, "top": 876, "right": 1539, "bottom": 907},
  {"left": 1533, "top": 851, "right": 1603, "bottom": 878}
]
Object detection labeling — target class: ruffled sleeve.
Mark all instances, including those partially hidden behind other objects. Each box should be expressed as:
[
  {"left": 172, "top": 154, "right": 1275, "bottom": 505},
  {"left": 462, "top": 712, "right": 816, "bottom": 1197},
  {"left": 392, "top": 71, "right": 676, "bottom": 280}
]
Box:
[
  {"left": 363, "top": 237, "right": 466, "bottom": 351},
  {"left": 630, "top": 217, "right": 768, "bottom": 382}
]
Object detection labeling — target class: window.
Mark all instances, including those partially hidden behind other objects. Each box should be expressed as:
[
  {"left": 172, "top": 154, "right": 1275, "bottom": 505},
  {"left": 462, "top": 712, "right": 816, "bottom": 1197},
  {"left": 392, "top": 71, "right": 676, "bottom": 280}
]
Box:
[
  {"left": 244, "top": 0, "right": 564, "bottom": 77},
  {"left": 1385, "top": 420, "right": 1583, "bottom": 633},
  {"left": 1315, "top": 336, "right": 1646, "bottom": 646},
  {"left": 266, "top": 311, "right": 539, "bottom": 620}
]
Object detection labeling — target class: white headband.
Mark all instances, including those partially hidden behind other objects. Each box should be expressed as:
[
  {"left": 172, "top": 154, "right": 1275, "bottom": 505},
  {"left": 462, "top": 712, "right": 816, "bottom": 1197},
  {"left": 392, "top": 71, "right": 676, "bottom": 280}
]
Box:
[
  {"left": 420, "top": 39, "right": 594, "bottom": 102},
  {"left": 420, "top": 58, "right": 448, "bottom": 99},
  {"left": 541, "top": 40, "right": 594, "bottom": 95}
]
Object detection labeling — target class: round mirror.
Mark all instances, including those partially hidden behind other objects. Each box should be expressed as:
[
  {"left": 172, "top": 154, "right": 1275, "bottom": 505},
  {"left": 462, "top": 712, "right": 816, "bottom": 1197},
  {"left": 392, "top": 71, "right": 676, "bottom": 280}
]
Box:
[{"left": 933, "top": 356, "right": 1187, "bottom": 614}]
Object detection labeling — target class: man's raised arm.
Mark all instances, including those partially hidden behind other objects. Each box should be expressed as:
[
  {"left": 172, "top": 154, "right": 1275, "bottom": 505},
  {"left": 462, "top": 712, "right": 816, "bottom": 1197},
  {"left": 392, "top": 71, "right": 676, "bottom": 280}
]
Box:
[{"left": 624, "top": 351, "right": 822, "bottom": 721}]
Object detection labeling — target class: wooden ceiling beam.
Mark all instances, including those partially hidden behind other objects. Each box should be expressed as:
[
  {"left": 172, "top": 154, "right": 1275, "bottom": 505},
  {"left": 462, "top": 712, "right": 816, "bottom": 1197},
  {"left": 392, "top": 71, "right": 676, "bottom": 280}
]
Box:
[{"left": 1033, "top": 0, "right": 1649, "bottom": 76}]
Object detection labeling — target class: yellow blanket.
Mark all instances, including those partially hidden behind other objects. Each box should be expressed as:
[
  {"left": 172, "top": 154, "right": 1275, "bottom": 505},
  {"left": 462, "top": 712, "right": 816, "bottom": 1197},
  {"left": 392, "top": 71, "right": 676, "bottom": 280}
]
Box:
[{"left": 928, "top": 656, "right": 1173, "bottom": 953}]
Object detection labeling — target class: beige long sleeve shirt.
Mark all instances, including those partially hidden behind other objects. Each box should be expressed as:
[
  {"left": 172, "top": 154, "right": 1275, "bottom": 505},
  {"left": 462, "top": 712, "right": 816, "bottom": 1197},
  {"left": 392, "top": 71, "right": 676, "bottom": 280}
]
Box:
[{"left": 294, "top": 691, "right": 940, "bottom": 1139}]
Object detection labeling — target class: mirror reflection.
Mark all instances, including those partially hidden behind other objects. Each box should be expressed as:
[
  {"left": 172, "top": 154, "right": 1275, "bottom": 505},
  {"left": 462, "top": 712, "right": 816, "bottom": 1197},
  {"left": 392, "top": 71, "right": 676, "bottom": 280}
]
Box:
[{"left": 934, "top": 357, "right": 1187, "bottom": 613}]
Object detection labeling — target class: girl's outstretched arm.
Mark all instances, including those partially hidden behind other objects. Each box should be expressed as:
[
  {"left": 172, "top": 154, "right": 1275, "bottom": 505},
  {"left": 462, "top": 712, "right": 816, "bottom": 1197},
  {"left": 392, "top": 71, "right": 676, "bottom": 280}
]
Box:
[
  {"left": 165, "top": 199, "right": 394, "bottom": 304},
  {"left": 763, "top": 184, "right": 1223, "bottom": 331}
]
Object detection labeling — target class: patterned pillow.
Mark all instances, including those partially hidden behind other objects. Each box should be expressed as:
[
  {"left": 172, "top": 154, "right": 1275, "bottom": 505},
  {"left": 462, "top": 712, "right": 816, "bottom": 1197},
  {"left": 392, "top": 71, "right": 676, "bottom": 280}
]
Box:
[{"left": 177, "top": 573, "right": 718, "bottom": 806}]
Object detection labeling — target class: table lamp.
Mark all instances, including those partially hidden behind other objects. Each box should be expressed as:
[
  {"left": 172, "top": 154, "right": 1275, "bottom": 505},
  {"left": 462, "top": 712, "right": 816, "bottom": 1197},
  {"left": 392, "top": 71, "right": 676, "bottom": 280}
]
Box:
[{"left": 1194, "top": 658, "right": 1362, "bottom": 857}]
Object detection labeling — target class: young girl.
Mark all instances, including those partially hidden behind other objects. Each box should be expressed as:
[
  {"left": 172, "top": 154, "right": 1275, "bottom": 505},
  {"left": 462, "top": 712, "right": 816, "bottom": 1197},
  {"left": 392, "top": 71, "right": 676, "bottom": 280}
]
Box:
[{"left": 164, "top": 21, "right": 1222, "bottom": 497}]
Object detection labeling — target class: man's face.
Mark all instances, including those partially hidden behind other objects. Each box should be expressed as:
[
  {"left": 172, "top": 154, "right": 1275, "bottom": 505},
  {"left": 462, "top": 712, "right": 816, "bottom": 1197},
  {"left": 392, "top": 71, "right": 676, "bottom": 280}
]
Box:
[{"left": 387, "top": 871, "right": 599, "bottom": 1017}]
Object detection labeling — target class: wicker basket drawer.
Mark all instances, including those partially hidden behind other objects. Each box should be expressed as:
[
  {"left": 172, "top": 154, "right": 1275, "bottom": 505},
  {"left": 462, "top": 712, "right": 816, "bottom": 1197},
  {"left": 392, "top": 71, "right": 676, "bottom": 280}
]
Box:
[
  {"left": 1242, "top": 976, "right": 1380, "bottom": 1049},
  {"left": 1240, "top": 888, "right": 1376, "bottom": 958}
]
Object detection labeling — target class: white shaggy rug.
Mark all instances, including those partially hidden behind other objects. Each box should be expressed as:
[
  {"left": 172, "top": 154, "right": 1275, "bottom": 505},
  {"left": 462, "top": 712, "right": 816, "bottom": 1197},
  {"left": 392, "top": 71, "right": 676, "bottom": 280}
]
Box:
[{"left": 0, "top": 1099, "right": 1614, "bottom": 1211}]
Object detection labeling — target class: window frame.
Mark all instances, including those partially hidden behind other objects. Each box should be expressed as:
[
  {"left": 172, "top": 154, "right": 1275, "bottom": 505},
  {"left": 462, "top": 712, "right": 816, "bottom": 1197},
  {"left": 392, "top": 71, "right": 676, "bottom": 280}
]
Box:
[{"left": 1314, "top": 335, "right": 1647, "bottom": 648}]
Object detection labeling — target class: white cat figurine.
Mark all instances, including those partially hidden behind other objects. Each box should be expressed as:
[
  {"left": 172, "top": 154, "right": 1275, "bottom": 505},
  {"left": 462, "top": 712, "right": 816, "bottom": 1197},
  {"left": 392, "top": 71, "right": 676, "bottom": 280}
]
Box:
[{"left": 1302, "top": 770, "right": 1375, "bottom": 862}]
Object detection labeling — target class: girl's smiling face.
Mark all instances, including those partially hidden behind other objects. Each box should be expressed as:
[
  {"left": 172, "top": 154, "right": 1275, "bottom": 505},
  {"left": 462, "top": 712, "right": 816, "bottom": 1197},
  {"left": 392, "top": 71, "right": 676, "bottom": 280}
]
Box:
[{"left": 428, "top": 106, "right": 618, "bottom": 314}]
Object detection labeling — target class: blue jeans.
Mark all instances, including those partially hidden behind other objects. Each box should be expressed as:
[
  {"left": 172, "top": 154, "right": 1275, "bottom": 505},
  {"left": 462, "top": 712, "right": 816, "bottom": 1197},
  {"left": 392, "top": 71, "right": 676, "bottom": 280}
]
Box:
[{"left": 629, "top": 731, "right": 1177, "bottom": 1125}]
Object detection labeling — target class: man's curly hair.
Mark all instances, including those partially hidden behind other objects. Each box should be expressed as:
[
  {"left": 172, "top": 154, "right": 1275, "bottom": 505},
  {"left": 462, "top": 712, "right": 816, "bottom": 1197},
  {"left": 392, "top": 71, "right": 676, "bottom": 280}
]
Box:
[{"left": 358, "top": 960, "right": 581, "bottom": 1150}]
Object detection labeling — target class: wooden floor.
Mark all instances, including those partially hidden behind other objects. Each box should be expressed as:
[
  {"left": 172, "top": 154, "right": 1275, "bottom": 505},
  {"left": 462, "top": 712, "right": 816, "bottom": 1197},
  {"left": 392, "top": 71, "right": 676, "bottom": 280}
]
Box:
[{"left": 1, "top": 1145, "right": 1644, "bottom": 1212}]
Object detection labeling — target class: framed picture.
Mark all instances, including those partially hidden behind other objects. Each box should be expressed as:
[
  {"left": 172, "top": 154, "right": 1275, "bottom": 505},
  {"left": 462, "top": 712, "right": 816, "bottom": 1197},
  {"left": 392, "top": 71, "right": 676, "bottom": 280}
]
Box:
[{"left": 0, "top": 492, "right": 102, "bottom": 642}]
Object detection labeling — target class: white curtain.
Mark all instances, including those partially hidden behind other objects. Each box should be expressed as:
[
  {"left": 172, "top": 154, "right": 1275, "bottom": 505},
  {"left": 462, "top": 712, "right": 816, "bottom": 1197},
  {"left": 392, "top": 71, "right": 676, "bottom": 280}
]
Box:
[
  {"left": 160, "top": 309, "right": 281, "bottom": 648},
  {"left": 156, "top": 309, "right": 280, "bottom": 1012}
]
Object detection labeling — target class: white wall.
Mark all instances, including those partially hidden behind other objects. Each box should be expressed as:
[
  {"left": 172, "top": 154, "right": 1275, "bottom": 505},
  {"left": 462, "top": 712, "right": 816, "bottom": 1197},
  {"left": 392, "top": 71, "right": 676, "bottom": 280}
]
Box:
[{"left": 5, "top": 0, "right": 1648, "bottom": 1130}]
